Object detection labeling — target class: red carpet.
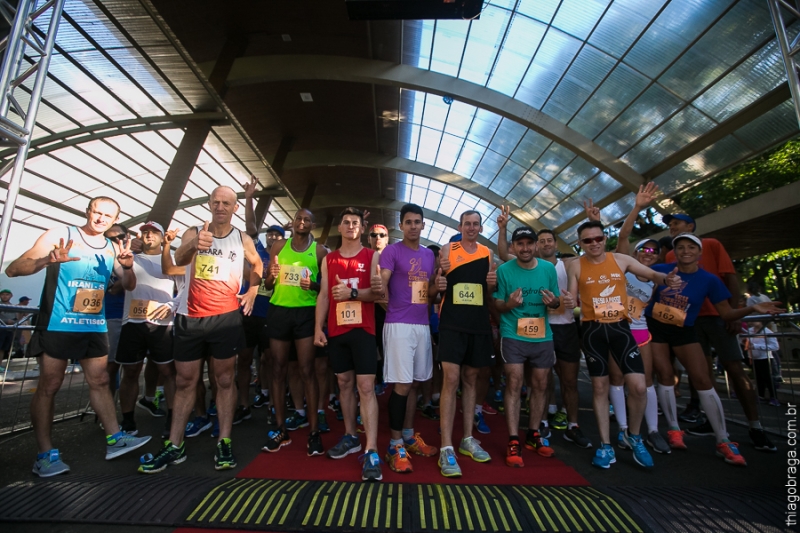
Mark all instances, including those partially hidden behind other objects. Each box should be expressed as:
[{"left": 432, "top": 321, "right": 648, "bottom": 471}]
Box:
[{"left": 237, "top": 389, "right": 588, "bottom": 486}]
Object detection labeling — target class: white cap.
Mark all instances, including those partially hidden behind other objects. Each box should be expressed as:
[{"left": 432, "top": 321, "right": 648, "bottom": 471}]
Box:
[
  {"left": 634, "top": 239, "right": 660, "bottom": 252},
  {"left": 140, "top": 221, "right": 164, "bottom": 234},
  {"left": 672, "top": 232, "right": 703, "bottom": 250}
]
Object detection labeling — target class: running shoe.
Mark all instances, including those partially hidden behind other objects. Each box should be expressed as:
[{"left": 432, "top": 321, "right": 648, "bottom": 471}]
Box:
[
  {"left": 262, "top": 427, "right": 292, "bottom": 452},
  {"left": 154, "top": 390, "right": 166, "bottom": 410},
  {"left": 564, "top": 426, "right": 593, "bottom": 448},
  {"left": 459, "top": 436, "right": 491, "bottom": 462},
  {"left": 539, "top": 423, "right": 551, "bottom": 440},
  {"left": 431, "top": 397, "right": 440, "bottom": 408},
  {"left": 591, "top": 444, "right": 616, "bottom": 469},
  {"left": 420, "top": 405, "right": 440, "bottom": 421},
  {"left": 121, "top": 419, "right": 138, "bottom": 436},
  {"left": 768, "top": 398, "right": 781, "bottom": 407},
  {"left": 716, "top": 441, "right": 747, "bottom": 466},
  {"left": 106, "top": 433, "right": 152, "bottom": 460},
  {"left": 686, "top": 420, "right": 715, "bottom": 437},
  {"left": 233, "top": 406, "right": 252, "bottom": 425},
  {"left": 667, "top": 429, "right": 687, "bottom": 450},
  {"left": 361, "top": 450, "right": 383, "bottom": 481},
  {"left": 33, "top": 449, "right": 70, "bottom": 478},
  {"left": 617, "top": 430, "right": 632, "bottom": 450},
  {"left": 286, "top": 412, "right": 309, "bottom": 431},
  {"left": 207, "top": 399, "right": 217, "bottom": 417},
  {"left": 386, "top": 444, "right": 413, "bottom": 473},
  {"left": 138, "top": 440, "right": 186, "bottom": 474},
  {"left": 493, "top": 389, "right": 503, "bottom": 404},
  {"left": 474, "top": 412, "right": 490, "bottom": 434},
  {"left": 678, "top": 404, "right": 701, "bottom": 423},
  {"left": 404, "top": 432, "right": 437, "bottom": 457},
  {"left": 609, "top": 403, "right": 615, "bottom": 421},
  {"left": 215, "top": 438, "right": 237, "bottom": 470},
  {"left": 137, "top": 398, "right": 165, "bottom": 418},
  {"left": 506, "top": 439, "right": 524, "bottom": 468},
  {"left": 328, "top": 397, "right": 340, "bottom": 412},
  {"left": 327, "top": 434, "right": 361, "bottom": 459},
  {"left": 482, "top": 402, "right": 498, "bottom": 415},
  {"left": 185, "top": 416, "right": 212, "bottom": 438},
  {"left": 210, "top": 418, "right": 219, "bottom": 438},
  {"left": 318, "top": 411, "right": 330, "bottom": 433},
  {"left": 629, "top": 434, "right": 654, "bottom": 468},
  {"left": 749, "top": 428, "right": 777, "bottom": 452},
  {"left": 375, "top": 383, "right": 387, "bottom": 396},
  {"left": 551, "top": 411, "right": 568, "bottom": 430},
  {"left": 524, "top": 430, "right": 555, "bottom": 457},
  {"left": 252, "top": 393, "right": 270, "bottom": 409},
  {"left": 307, "top": 430, "right": 324, "bottom": 457},
  {"left": 647, "top": 431, "right": 671, "bottom": 454},
  {"left": 438, "top": 448, "right": 462, "bottom": 477}
]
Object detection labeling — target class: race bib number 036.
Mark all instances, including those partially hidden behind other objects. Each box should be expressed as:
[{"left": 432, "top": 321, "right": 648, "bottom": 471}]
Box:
[
  {"left": 280, "top": 265, "right": 307, "bottom": 287},
  {"left": 336, "top": 301, "right": 363, "bottom": 326},
  {"left": 73, "top": 288, "right": 103, "bottom": 314},
  {"left": 453, "top": 283, "right": 482, "bottom": 306},
  {"left": 517, "top": 317, "right": 545, "bottom": 339},
  {"left": 411, "top": 281, "right": 428, "bottom": 304},
  {"left": 594, "top": 300, "right": 624, "bottom": 323},
  {"left": 653, "top": 302, "right": 686, "bottom": 327},
  {"left": 195, "top": 255, "right": 230, "bottom": 281}
]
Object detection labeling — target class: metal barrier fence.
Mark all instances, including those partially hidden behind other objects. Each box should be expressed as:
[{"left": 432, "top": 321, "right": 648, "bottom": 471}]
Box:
[{"left": 0, "top": 303, "right": 93, "bottom": 436}]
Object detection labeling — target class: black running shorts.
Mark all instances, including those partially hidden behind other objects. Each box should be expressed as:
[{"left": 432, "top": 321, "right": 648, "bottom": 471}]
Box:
[
  {"left": 328, "top": 328, "right": 378, "bottom": 375},
  {"left": 242, "top": 314, "right": 269, "bottom": 349},
  {"left": 267, "top": 305, "right": 315, "bottom": 341},
  {"left": 551, "top": 322, "right": 582, "bottom": 364},
  {"left": 29, "top": 330, "right": 108, "bottom": 361},
  {"left": 116, "top": 322, "right": 174, "bottom": 364},
  {"left": 173, "top": 310, "right": 244, "bottom": 362},
  {"left": 437, "top": 329, "right": 494, "bottom": 368},
  {"left": 580, "top": 320, "right": 644, "bottom": 378}
]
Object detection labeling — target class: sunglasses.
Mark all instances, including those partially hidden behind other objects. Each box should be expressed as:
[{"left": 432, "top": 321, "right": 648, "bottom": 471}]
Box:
[
  {"left": 107, "top": 234, "right": 125, "bottom": 242},
  {"left": 580, "top": 236, "right": 605, "bottom": 244},
  {"left": 637, "top": 247, "right": 658, "bottom": 254},
  {"left": 370, "top": 233, "right": 387, "bottom": 238}
]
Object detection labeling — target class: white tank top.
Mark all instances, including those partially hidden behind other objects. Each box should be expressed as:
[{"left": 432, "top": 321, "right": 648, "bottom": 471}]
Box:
[
  {"left": 548, "top": 259, "right": 575, "bottom": 325},
  {"left": 625, "top": 272, "right": 654, "bottom": 331},
  {"left": 123, "top": 253, "right": 182, "bottom": 326}
]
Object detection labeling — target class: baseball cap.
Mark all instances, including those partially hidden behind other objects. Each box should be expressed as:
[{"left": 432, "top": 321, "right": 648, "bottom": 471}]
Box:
[
  {"left": 634, "top": 239, "right": 660, "bottom": 253},
  {"left": 266, "top": 225, "right": 286, "bottom": 238},
  {"left": 672, "top": 232, "right": 703, "bottom": 250},
  {"left": 511, "top": 226, "right": 537, "bottom": 242},
  {"left": 140, "top": 221, "right": 164, "bottom": 234},
  {"left": 0, "top": 289, "right": 11, "bottom": 295},
  {"left": 18, "top": 296, "right": 30, "bottom": 303},
  {"left": 662, "top": 213, "right": 696, "bottom": 230},
  {"left": 369, "top": 224, "right": 388, "bottom": 235},
  {"left": 448, "top": 233, "right": 462, "bottom": 243}
]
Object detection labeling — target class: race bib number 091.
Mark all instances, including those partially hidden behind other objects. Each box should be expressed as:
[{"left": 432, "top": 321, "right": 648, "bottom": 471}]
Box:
[
  {"left": 453, "top": 283, "right": 482, "bottom": 306},
  {"left": 336, "top": 301, "right": 363, "bottom": 326}
]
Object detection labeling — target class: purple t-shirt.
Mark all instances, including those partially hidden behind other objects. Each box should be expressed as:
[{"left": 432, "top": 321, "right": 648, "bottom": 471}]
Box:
[{"left": 380, "top": 241, "right": 435, "bottom": 325}]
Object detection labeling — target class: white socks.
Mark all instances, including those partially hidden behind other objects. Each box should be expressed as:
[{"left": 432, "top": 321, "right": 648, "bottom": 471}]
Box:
[
  {"left": 609, "top": 385, "right": 628, "bottom": 429},
  {"left": 645, "top": 385, "right": 659, "bottom": 434},
  {"left": 657, "top": 384, "right": 679, "bottom": 430},
  {"left": 698, "top": 389, "right": 728, "bottom": 443}
]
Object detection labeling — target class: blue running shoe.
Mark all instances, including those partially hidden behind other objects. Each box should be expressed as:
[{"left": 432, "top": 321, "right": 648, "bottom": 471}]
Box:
[
  {"left": 207, "top": 399, "right": 217, "bottom": 417},
  {"left": 185, "top": 416, "right": 212, "bottom": 438},
  {"left": 286, "top": 412, "right": 309, "bottom": 431},
  {"left": 592, "top": 444, "right": 616, "bottom": 469},
  {"left": 318, "top": 411, "right": 330, "bottom": 433},
  {"left": 474, "top": 412, "right": 490, "bottom": 435},
  {"left": 494, "top": 389, "right": 503, "bottom": 403},
  {"left": 618, "top": 430, "right": 632, "bottom": 450},
  {"left": 630, "top": 434, "right": 654, "bottom": 468},
  {"left": 210, "top": 418, "right": 220, "bottom": 438}
]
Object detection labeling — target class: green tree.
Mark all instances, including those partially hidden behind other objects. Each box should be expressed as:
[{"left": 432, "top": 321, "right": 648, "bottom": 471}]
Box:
[{"left": 736, "top": 248, "right": 800, "bottom": 312}]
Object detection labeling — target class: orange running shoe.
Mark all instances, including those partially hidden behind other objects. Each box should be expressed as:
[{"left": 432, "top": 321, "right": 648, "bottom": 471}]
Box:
[
  {"left": 386, "top": 444, "right": 413, "bottom": 473},
  {"left": 716, "top": 441, "right": 747, "bottom": 466},
  {"left": 524, "top": 430, "right": 555, "bottom": 457},
  {"left": 667, "top": 429, "right": 687, "bottom": 450},
  {"left": 405, "top": 432, "right": 437, "bottom": 457},
  {"left": 506, "top": 439, "right": 524, "bottom": 468},
  {"left": 482, "top": 402, "right": 498, "bottom": 415}
]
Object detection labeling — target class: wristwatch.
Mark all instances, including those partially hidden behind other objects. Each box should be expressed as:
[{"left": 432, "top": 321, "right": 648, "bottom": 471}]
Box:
[{"left": 350, "top": 288, "right": 359, "bottom": 300}]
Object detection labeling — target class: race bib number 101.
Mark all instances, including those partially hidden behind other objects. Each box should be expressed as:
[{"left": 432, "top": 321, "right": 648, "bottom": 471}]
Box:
[{"left": 336, "top": 301, "right": 363, "bottom": 326}]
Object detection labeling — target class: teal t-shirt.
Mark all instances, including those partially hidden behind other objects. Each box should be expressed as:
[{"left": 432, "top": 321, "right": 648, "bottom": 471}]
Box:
[{"left": 493, "top": 258, "right": 560, "bottom": 343}]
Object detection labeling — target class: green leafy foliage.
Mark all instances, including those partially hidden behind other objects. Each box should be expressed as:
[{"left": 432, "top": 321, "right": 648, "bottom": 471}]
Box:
[{"left": 736, "top": 248, "right": 800, "bottom": 312}]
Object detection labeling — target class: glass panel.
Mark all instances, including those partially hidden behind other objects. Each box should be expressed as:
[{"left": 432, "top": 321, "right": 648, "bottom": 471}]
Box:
[
  {"left": 589, "top": 0, "right": 666, "bottom": 58},
  {"left": 571, "top": 172, "right": 621, "bottom": 204},
  {"left": 472, "top": 150, "right": 506, "bottom": 187},
  {"left": 551, "top": 0, "right": 609, "bottom": 41},
  {"left": 550, "top": 159, "right": 599, "bottom": 195},
  {"left": 490, "top": 160, "right": 527, "bottom": 196},
  {"left": 653, "top": 135, "right": 750, "bottom": 195},
  {"left": 543, "top": 45, "right": 616, "bottom": 122},
  {"left": 598, "top": 194, "right": 636, "bottom": 226},
  {"left": 430, "top": 20, "right": 470, "bottom": 78},
  {"left": 443, "top": 100, "right": 477, "bottom": 136},
  {"left": 435, "top": 133, "right": 464, "bottom": 171},
  {"left": 466, "top": 108, "right": 502, "bottom": 146},
  {"left": 453, "top": 140, "right": 485, "bottom": 178},
  {"left": 459, "top": 6, "right": 511, "bottom": 86},
  {"left": 733, "top": 101, "right": 797, "bottom": 152},
  {"left": 488, "top": 118, "right": 527, "bottom": 157},
  {"left": 516, "top": 29, "right": 582, "bottom": 109},
  {"left": 527, "top": 184, "right": 566, "bottom": 217},
  {"left": 416, "top": 126, "right": 443, "bottom": 166},
  {"left": 421, "top": 94, "right": 450, "bottom": 130},
  {"left": 541, "top": 197, "right": 583, "bottom": 228},
  {"left": 402, "top": 20, "right": 434, "bottom": 69},
  {"left": 487, "top": 13, "right": 547, "bottom": 96},
  {"left": 510, "top": 130, "right": 551, "bottom": 168},
  {"left": 531, "top": 144, "right": 576, "bottom": 182},
  {"left": 517, "top": 0, "right": 560, "bottom": 23},
  {"left": 507, "top": 171, "right": 548, "bottom": 207}
]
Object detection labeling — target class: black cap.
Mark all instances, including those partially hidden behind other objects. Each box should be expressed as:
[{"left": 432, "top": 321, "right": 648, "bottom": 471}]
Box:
[{"left": 511, "top": 226, "right": 537, "bottom": 242}]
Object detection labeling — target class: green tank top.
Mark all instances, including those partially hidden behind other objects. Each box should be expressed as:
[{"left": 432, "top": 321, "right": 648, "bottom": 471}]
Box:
[{"left": 270, "top": 237, "right": 319, "bottom": 308}]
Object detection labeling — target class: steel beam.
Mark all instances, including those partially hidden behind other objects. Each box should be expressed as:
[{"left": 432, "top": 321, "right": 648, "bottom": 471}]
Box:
[{"left": 207, "top": 54, "right": 648, "bottom": 194}]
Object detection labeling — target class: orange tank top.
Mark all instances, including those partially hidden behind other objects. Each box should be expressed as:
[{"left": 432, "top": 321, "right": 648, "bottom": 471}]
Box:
[{"left": 578, "top": 254, "right": 629, "bottom": 323}]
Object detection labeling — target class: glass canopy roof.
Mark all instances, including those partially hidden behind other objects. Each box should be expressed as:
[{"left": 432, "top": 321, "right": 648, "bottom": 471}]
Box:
[
  {"left": 0, "top": 0, "right": 297, "bottom": 263},
  {"left": 400, "top": 0, "right": 799, "bottom": 243}
]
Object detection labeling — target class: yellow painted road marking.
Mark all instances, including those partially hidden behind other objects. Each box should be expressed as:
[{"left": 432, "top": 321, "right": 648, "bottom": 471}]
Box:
[
  {"left": 540, "top": 486, "right": 582, "bottom": 531},
  {"left": 445, "top": 485, "right": 462, "bottom": 530},
  {"left": 550, "top": 487, "right": 592, "bottom": 531},
  {"left": 397, "top": 481, "right": 403, "bottom": 528},
  {"left": 418, "top": 485, "right": 426, "bottom": 530},
  {"left": 455, "top": 485, "right": 474, "bottom": 531},
  {"left": 216, "top": 479, "right": 258, "bottom": 522},
  {"left": 512, "top": 486, "right": 545, "bottom": 531},
  {"left": 477, "top": 484, "right": 499, "bottom": 532},
  {"left": 265, "top": 480, "right": 298, "bottom": 525},
  {"left": 436, "top": 484, "right": 450, "bottom": 530},
  {"left": 278, "top": 481, "right": 308, "bottom": 525},
  {"left": 585, "top": 487, "right": 642, "bottom": 533},
  {"left": 464, "top": 485, "right": 487, "bottom": 531},
  {"left": 361, "top": 483, "right": 375, "bottom": 529},
  {"left": 563, "top": 487, "right": 605, "bottom": 531},
  {"left": 314, "top": 495, "right": 328, "bottom": 527},
  {"left": 576, "top": 487, "right": 617, "bottom": 532},
  {"left": 186, "top": 478, "right": 237, "bottom": 522},
  {"left": 197, "top": 491, "right": 225, "bottom": 523},
  {"left": 254, "top": 480, "right": 291, "bottom": 524},
  {"left": 530, "top": 486, "right": 570, "bottom": 531},
  {"left": 232, "top": 480, "right": 273, "bottom": 523},
  {"left": 492, "top": 486, "right": 521, "bottom": 531},
  {"left": 386, "top": 484, "right": 393, "bottom": 529},
  {"left": 493, "top": 497, "right": 511, "bottom": 531},
  {"left": 303, "top": 482, "right": 328, "bottom": 526},
  {"left": 373, "top": 484, "right": 384, "bottom": 529},
  {"left": 430, "top": 491, "right": 439, "bottom": 530},
  {"left": 327, "top": 481, "right": 345, "bottom": 528},
  {"left": 337, "top": 483, "right": 356, "bottom": 527},
  {"left": 350, "top": 484, "right": 367, "bottom": 528}
]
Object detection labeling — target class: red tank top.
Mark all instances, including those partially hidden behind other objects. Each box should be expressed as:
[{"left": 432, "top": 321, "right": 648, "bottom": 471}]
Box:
[{"left": 326, "top": 247, "right": 376, "bottom": 337}]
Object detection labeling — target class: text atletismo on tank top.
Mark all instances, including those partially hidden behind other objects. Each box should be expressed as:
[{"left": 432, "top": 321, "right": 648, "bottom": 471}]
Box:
[
  {"left": 578, "top": 254, "right": 630, "bottom": 323},
  {"left": 325, "top": 247, "right": 376, "bottom": 337},
  {"left": 38, "top": 226, "right": 116, "bottom": 333},
  {"left": 180, "top": 226, "right": 244, "bottom": 318},
  {"left": 270, "top": 237, "right": 319, "bottom": 308},
  {"left": 625, "top": 272, "right": 654, "bottom": 330},
  {"left": 548, "top": 259, "right": 574, "bottom": 325},
  {"left": 439, "top": 242, "right": 491, "bottom": 335}
]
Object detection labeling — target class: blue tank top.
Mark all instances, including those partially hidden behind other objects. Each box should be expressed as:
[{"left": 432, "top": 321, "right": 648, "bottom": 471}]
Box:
[
  {"left": 240, "top": 239, "right": 272, "bottom": 318},
  {"left": 37, "top": 226, "right": 116, "bottom": 333}
]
